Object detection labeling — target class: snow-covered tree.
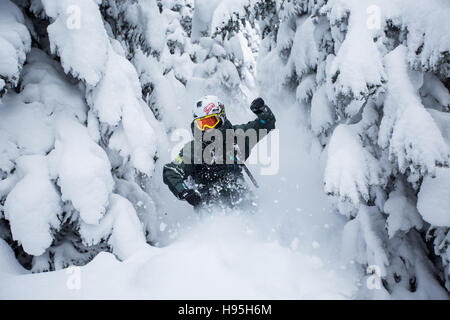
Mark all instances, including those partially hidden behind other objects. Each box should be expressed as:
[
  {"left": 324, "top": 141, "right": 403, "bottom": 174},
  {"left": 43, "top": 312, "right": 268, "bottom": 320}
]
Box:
[
  {"left": 0, "top": 0, "right": 269, "bottom": 272},
  {"left": 0, "top": 0, "right": 169, "bottom": 271},
  {"left": 2, "top": 0, "right": 450, "bottom": 299},
  {"left": 257, "top": 0, "right": 450, "bottom": 294},
  {"left": 0, "top": 0, "right": 31, "bottom": 99}
]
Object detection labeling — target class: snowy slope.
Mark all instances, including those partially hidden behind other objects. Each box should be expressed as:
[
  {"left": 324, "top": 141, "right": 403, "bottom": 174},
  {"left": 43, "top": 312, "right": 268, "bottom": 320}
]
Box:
[{"left": 0, "top": 89, "right": 360, "bottom": 300}]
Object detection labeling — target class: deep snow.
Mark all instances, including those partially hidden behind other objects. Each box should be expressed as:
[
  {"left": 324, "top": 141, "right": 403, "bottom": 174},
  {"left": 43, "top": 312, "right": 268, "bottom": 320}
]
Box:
[{"left": 0, "top": 90, "right": 364, "bottom": 299}]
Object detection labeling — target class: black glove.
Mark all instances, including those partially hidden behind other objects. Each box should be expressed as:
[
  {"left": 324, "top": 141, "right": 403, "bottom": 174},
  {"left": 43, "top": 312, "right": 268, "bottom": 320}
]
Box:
[
  {"left": 179, "top": 189, "right": 202, "bottom": 207},
  {"left": 250, "top": 97, "right": 266, "bottom": 114}
]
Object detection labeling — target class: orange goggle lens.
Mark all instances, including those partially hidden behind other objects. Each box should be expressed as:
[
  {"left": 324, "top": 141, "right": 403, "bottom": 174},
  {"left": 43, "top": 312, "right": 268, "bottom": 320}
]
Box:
[{"left": 195, "top": 115, "right": 220, "bottom": 131}]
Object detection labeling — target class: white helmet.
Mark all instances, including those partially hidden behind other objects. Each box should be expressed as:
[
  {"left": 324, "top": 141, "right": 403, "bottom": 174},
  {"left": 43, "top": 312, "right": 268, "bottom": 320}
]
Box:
[{"left": 193, "top": 95, "right": 225, "bottom": 119}]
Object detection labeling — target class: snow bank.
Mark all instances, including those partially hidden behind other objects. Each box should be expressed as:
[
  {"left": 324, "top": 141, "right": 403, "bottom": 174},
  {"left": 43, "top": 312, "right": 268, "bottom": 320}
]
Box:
[
  {"left": 0, "top": 214, "right": 355, "bottom": 299},
  {"left": 133, "top": 215, "right": 353, "bottom": 299}
]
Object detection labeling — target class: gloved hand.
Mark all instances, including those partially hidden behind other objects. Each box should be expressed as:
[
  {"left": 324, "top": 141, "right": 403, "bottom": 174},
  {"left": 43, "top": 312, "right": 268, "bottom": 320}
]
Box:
[
  {"left": 250, "top": 97, "right": 266, "bottom": 114},
  {"left": 179, "top": 189, "right": 202, "bottom": 207}
]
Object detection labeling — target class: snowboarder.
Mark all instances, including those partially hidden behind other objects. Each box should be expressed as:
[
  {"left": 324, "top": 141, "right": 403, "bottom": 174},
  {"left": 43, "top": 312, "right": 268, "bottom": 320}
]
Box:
[{"left": 163, "top": 95, "right": 276, "bottom": 213}]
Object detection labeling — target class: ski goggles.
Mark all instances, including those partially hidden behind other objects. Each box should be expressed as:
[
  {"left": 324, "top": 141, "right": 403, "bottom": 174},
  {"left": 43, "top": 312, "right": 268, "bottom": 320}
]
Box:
[{"left": 194, "top": 112, "right": 223, "bottom": 131}]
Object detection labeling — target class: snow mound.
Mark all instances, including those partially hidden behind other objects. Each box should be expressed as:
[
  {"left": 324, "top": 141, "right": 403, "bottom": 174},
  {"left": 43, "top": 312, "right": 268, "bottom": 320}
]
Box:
[
  {"left": 134, "top": 215, "right": 353, "bottom": 299},
  {"left": 0, "top": 215, "right": 355, "bottom": 299}
]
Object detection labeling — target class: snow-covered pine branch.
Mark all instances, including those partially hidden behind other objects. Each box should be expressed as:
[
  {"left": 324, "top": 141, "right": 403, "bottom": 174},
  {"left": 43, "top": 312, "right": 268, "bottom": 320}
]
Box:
[
  {"left": 0, "top": 0, "right": 167, "bottom": 271},
  {"left": 0, "top": 0, "right": 31, "bottom": 99}
]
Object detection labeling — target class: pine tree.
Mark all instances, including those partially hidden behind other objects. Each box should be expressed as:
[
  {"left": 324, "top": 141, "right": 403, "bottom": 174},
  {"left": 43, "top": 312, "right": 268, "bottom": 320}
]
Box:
[
  {"left": 257, "top": 0, "right": 450, "bottom": 294},
  {"left": 0, "top": 0, "right": 166, "bottom": 271}
]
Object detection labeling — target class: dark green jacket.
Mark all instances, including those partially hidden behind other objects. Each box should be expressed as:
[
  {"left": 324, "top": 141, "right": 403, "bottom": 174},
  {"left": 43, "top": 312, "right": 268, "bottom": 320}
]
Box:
[{"left": 163, "top": 105, "right": 276, "bottom": 198}]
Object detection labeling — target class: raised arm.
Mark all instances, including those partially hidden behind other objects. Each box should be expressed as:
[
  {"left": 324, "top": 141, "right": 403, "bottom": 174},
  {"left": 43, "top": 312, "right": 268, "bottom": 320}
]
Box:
[
  {"left": 232, "top": 98, "right": 276, "bottom": 161},
  {"left": 234, "top": 98, "right": 276, "bottom": 133}
]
